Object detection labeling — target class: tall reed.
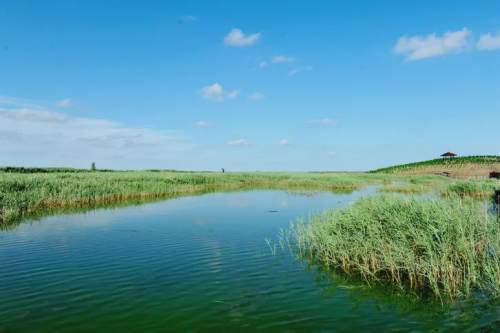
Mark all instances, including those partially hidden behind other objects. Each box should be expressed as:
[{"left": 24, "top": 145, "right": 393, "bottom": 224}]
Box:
[
  {"left": 443, "top": 180, "right": 499, "bottom": 199},
  {"left": 287, "top": 195, "right": 499, "bottom": 300}
]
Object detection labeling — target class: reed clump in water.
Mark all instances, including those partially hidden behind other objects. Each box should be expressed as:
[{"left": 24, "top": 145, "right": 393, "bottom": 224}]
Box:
[{"left": 287, "top": 195, "right": 499, "bottom": 300}]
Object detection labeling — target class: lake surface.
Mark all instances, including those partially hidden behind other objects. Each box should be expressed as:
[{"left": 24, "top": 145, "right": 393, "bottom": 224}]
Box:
[{"left": 0, "top": 189, "right": 498, "bottom": 332}]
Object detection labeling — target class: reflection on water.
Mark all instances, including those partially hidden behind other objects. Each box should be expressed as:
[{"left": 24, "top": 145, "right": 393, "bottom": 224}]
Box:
[
  {"left": 0, "top": 189, "right": 498, "bottom": 332},
  {"left": 297, "top": 260, "right": 499, "bottom": 332}
]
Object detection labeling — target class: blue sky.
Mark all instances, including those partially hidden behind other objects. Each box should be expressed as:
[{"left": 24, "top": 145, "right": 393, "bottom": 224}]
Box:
[{"left": 1, "top": 0, "right": 499, "bottom": 171}]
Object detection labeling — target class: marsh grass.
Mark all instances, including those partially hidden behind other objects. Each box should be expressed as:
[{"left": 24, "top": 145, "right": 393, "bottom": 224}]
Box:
[
  {"left": 285, "top": 195, "right": 500, "bottom": 301},
  {"left": 442, "top": 180, "right": 500, "bottom": 199},
  {"left": 0, "top": 171, "right": 390, "bottom": 225},
  {"left": 371, "top": 156, "right": 500, "bottom": 174},
  {"left": 379, "top": 183, "right": 429, "bottom": 194},
  {"left": 379, "top": 175, "right": 450, "bottom": 194}
]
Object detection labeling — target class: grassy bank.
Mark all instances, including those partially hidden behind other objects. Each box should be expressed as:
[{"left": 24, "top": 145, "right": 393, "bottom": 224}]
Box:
[
  {"left": 371, "top": 155, "right": 500, "bottom": 177},
  {"left": 0, "top": 170, "right": 390, "bottom": 225},
  {"left": 378, "top": 176, "right": 500, "bottom": 198},
  {"left": 378, "top": 175, "right": 451, "bottom": 194},
  {"left": 2, "top": 168, "right": 497, "bottom": 226},
  {"left": 286, "top": 195, "right": 499, "bottom": 300}
]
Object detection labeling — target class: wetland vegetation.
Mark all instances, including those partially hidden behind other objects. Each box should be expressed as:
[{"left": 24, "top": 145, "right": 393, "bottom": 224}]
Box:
[
  {"left": 0, "top": 170, "right": 393, "bottom": 225},
  {"left": 371, "top": 155, "right": 500, "bottom": 178},
  {"left": 1, "top": 164, "right": 499, "bottom": 304},
  {"left": 285, "top": 195, "right": 499, "bottom": 301}
]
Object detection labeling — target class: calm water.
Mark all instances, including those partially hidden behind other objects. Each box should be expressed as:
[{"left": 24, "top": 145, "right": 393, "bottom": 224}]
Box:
[{"left": 0, "top": 190, "right": 498, "bottom": 332}]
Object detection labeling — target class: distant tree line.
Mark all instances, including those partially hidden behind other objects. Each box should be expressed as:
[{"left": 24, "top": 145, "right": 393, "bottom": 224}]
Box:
[{"left": 0, "top": 167, "right": 114, "bottom": 173}]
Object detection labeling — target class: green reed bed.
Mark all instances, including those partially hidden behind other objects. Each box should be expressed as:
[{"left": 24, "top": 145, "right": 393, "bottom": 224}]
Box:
[
  {"left": 0, "top": 171, "right": 389, "bottom": 225},
  {"left": 371, "top": 155, "right": 500, "bottom": 174},
  {"left": 379, "top": 175, "right": 450, "bottom": 194},
  {"left": 286, "top": 195, "right": 499, "bottom": 300},
  {"left": 443, "top": 180, "right": 500, "bottom": 199}
]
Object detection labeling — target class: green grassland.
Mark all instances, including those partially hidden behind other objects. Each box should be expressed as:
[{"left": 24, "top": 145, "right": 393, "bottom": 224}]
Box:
[
  {"left": 0, "top": 170, "right": 394, "bottom": 225},
  {"left": 371, "top": 155, "right": 500, "bottom": 176},
  {"left": 1, "top": 167, "right": 499, "bottom": 226}
]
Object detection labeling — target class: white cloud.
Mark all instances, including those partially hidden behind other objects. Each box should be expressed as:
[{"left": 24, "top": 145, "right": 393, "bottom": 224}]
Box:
[
  {"left": 200, "top": 83, "right": 239, "bottom": 102},
  {"left": 0, "top": 108, "right": 69, "bottom": 123},
  {"left": 288, "top": 65, "right": 313, "bottom": 76},
  {"left": 0, "top": 96, "right": 50, "bottom": 110},
  {"left": 195, "top": 120, "right": 213, "bottom": 128},
  {"left": 308, "top": 118, "right": 336, "bottom": 126},
  {"left": 56, "top": 98, "right": 72, "bottom": 108},
  {"left": 279, "top": 139, "right": 289, "bottom": 146},
  {"left": 0, "top": 97, "right": 191, "bottom": 168},
  {"left": 227, "top": 138, "right": 250, "bottom": 146},
  {"left": 224, "top": 28, "right": 260, "bottom": 47},
  {"left": 271, "top": 55, "right": 294, "bottom": 63},
  {"left": 248, "top": 92, "right": 264, "bottom": 101},
  {"left": 477, "top": 31, "right": 500, "bottom": 50},
  {"left": 394, "top": 28, "right": 471, "bottom": 61},
  {"left": 259, "top": 55, "right": 294, "bottom": 69}
]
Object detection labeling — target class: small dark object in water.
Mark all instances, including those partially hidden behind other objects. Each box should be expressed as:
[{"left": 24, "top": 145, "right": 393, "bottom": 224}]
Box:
[
  {"left": 268, "top": 210, "right": 279, "bottom": 213},
  {"left": 490, "top": 171, "right": 500, "bottom": 179}
]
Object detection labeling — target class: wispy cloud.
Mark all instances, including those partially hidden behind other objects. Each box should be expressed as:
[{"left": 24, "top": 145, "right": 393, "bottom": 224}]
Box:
[
  {"left": 259, "top": 55, "right": 312, "bottom": 76},
  {"left": 477, "top": 31, "right": 500, "bottom": 51},
  {"left": 56, "top": 98, "right": 72, "bottom": 108},
  {"left": 394, "top": 28, "right": 471, "bottom": 61},
  {"left": 0, "top": 96, "right": 49, "bottom": 110},
  {"left": 227, "top": 138, "right": 250, "bottom": 146},
  {"left": 0, "top": 97, "right": 191, "bottom": 168},
  {"left": 195, "top": 120, "right": 213, "bottom": 128},
  {"left": 248, "top": 92, "right": 264, "bottom": 101},
  {"left": 0, "top": 108, "right": 69, "bottom": 123},
  {"left": 272, "top": 55, "right": 294, "bottom": 63},
  {"left": 224, "top": 28, "right": 260, "bottom": 47},
  {"left": 288, "top": 65, "right": 313, "bottom": 76},
  {"left": 308, "top": 118, "right": 336, "bottom": 126},
  {"left": 279, "top": 139, "right": 289, "bottom": 146},
  {"left": 200, "top": 83, "right": 239, "bottom": 102},
  {"left": 259, "top": 55, "right": 294, "bottom": 68}
]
